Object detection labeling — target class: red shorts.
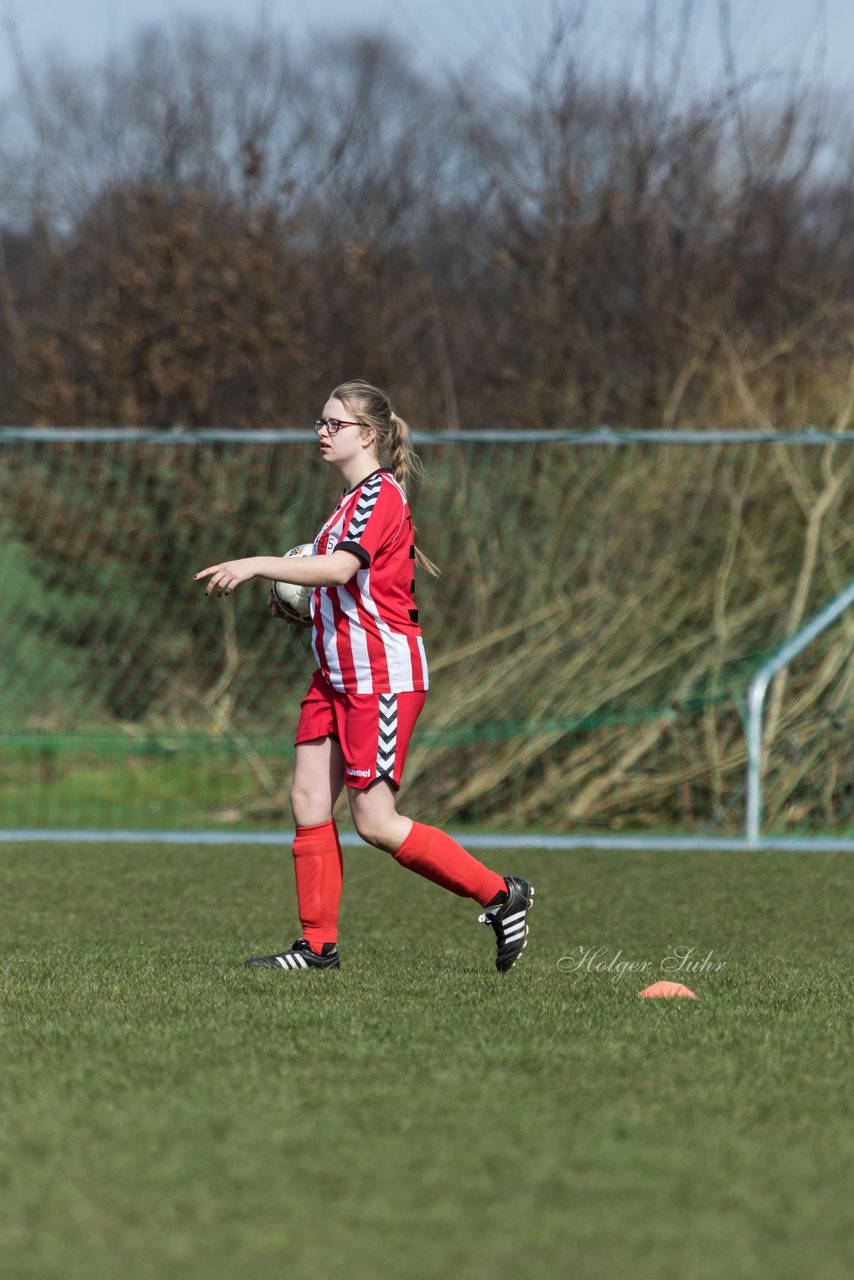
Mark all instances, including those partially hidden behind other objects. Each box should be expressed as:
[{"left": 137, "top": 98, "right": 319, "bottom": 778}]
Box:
[{"left": 295, "top": 670, "right": 426, "bottom": 791}]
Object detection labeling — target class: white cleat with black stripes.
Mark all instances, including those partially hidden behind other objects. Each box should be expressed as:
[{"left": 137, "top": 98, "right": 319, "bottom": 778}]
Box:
[
  {"left": 478, "top": 876, "right": 535, "bottom": 971},
  {"left": 245, "top": 938, "right": 341, "bottom": 970}
]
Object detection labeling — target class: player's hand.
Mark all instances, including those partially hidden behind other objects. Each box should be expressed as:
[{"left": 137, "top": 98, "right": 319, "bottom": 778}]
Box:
[
  {"left": 268, "top": 590, "right": 291, "bottom": 621},
  {"left": 268, "top": 591, "right": 312, "bottom": 627},
  {"left": 194, "top": 558, "right": 258, "bottom": 597}
]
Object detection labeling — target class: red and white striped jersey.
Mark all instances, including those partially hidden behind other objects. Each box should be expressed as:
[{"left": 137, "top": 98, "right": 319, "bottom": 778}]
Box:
[{"left": 309, "top": 469, "right": 429, "bottom": 694}]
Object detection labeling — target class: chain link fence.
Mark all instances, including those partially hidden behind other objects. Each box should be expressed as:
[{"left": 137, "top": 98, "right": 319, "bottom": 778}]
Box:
[{"left": 1, "top": 428, "right": 852, "bottom": 838}]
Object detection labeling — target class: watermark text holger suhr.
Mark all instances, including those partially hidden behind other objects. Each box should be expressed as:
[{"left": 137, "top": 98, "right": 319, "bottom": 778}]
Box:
[{"left": 557, "top": 945, "right": 727, "bottom": 982}]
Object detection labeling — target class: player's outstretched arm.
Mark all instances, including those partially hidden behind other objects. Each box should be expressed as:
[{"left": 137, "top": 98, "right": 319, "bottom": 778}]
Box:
[{"left": 194, "top": 550, "right": 362, "bottom": 597}]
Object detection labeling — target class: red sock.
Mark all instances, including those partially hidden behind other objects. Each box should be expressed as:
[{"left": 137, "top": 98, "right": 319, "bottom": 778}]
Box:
[
  {"left": 392, "top": 822, "right": 505, "bottom": 906},
  {"left": 292, "top": 820, "right": 343, "bottom": 953}
]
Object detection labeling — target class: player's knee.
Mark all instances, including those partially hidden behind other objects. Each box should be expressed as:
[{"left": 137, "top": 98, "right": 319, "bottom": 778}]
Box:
[
  {"left": 290, "top": 782, "right": 330, "bottom": 828},
  {"left": 350, "top": 808, "right": 396, "bottom": 853}
]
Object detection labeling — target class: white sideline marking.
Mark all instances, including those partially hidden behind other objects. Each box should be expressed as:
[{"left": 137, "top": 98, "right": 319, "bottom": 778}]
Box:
[{"left": 1, "top": 830, "right": 853, "bottom": 852}]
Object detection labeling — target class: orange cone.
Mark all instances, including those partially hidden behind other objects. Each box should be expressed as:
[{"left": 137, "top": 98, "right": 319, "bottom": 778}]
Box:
[{"left": 637, "top": 981, "right": 698, "bottom": 999}]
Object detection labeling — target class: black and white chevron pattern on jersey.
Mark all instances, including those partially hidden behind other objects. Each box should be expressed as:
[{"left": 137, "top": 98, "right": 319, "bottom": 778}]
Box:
[
  {"left": 376, "top": 693, "right": 399, "bottom": 781},
  {"left": 346, "top": 473, "right": 383, "bottom": 543}
]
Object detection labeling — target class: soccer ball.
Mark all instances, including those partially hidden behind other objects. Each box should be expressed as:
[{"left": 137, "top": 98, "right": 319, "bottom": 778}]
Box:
[{"left": 271, "top": 544, "right": 315, "bottom": 623}]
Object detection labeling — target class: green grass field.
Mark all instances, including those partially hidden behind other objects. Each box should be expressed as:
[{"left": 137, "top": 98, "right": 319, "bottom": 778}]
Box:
[{"left": 1, "top": 841, "right": 852, "bottom": 1280}]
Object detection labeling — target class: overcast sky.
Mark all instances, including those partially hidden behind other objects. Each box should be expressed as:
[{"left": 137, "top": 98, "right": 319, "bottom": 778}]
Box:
[{"left": 1, "top": 0, "right": 851, "bottom": 99}]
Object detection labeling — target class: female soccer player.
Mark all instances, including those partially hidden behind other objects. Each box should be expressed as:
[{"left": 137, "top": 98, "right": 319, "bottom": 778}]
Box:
[{"left": 194, "top": 380, "right": 533, "bottom": 972}]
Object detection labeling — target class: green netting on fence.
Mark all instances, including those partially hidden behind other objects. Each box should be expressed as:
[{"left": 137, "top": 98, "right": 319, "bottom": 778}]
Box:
[{"left": 1, "top": 431, "right": 852, "bottom": 835}]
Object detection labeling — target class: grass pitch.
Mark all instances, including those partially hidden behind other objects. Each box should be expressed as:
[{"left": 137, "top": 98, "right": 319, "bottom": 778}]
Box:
[{"left": 0, "top": 841, "right": 851, "bottom": 1280}]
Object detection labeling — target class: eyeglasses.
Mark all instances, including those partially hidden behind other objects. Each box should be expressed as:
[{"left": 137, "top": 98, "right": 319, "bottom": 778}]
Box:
[{"left": 313, "top": 417, "right": 361, "bottom": 436}]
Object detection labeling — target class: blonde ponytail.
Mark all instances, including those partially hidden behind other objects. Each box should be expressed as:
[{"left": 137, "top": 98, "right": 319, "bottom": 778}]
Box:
[
  {"left": 387, "top": 411, "right": 438, "bottom": 577},
  {"left": 332, "top": 380, "right": 440, "bottom": 577},
  {"left": 388, "top": 410, "right": 422, "bottom": 492}
]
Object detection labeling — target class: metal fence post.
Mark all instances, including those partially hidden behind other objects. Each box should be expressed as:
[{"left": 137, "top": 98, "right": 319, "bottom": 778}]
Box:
[{"left": 746, "top": 579, "right": 854, "bottom": 843}]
